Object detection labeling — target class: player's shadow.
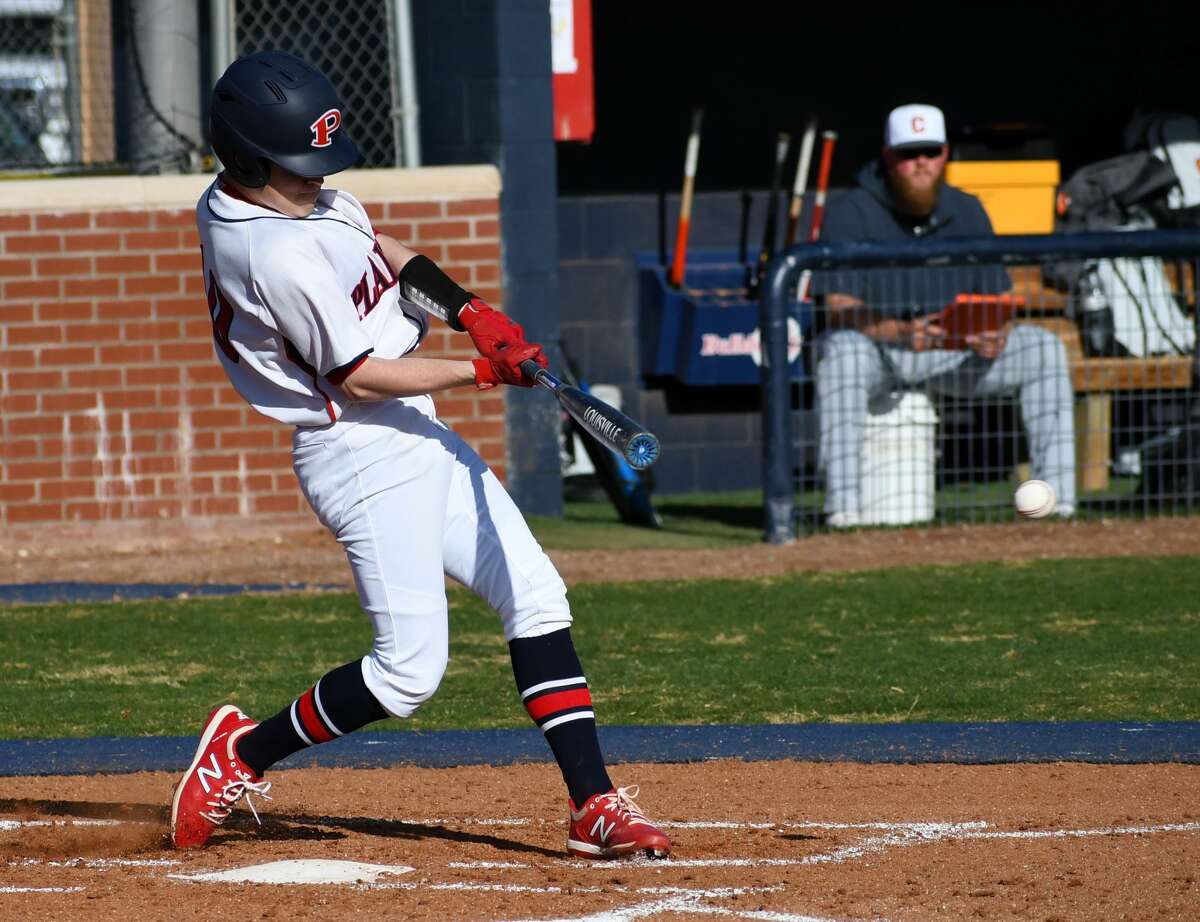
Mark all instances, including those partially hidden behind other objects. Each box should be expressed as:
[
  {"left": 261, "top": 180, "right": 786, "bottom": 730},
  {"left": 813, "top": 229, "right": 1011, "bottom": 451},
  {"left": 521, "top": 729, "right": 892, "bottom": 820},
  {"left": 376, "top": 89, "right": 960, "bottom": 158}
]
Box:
[
  {"left": 0, "top": 797, "right": 560, "bottom": 856},
  {"left": 260, "top": 811, "right": 562, "bottom": 856},
  {"left": 0, "top": 796, "right": 164, "bottom": 823},
  {"left": 654, "top": 499, "right": 763, "bottom": 531}
]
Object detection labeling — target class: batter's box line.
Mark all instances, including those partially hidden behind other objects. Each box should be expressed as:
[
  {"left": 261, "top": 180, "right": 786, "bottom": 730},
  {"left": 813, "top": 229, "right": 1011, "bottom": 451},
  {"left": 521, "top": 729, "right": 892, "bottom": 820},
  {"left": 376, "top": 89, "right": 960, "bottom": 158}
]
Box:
[
  {"left": 0, "top": 886, "right": 87, "bottom": 894},
  {"left": 8, "top": 857, "right": 180, "bottom": 869},
  {"left": 499, "top": 887, "right": 831, "bottom": 922},
  {"left": 438, "top": 819, "right": 1200, "bottom": 874},
  {"left": 574, "top": 819, "right": 1200, "bottom": 871}
]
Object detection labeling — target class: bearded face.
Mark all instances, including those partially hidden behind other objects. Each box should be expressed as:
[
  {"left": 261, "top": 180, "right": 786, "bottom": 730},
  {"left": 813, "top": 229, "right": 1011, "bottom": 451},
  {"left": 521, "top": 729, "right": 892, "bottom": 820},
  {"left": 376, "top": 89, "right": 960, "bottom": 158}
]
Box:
[{"left": 883, "top": 144, "right": 948, "bottom": 218}]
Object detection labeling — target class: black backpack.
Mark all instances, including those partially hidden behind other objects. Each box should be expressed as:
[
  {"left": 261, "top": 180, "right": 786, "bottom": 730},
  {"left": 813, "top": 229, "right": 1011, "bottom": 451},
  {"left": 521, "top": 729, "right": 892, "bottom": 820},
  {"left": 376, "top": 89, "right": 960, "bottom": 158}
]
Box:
[
  {"left": 1044, "top": 115, "right": 1200, "bottom": 359},
  {"left": 1135, "top": 418, "right": 1200, "bottom": 508}
]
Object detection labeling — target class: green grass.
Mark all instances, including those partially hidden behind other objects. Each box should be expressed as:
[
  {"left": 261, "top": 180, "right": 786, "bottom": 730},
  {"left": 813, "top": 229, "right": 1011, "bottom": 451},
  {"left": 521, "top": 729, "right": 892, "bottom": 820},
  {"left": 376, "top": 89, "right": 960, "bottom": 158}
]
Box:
[
  {"left": 529, "top": 478, "right": 1173, "bottom": 549},
  {"left": 1, "top": 556, "right": 1197, "bottom": 739},
  {"left": 528, "top": 490, "right": 765, "bottom": 549}
]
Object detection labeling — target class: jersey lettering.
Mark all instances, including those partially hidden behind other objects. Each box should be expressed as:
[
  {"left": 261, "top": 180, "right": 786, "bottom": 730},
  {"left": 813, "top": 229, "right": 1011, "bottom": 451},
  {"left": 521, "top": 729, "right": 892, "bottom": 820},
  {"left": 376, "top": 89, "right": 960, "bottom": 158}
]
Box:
[
  {"left": 206, "top": 271, "right": 239, "bottom": 363},
  {"left": 198, "top": 180, "right": 422, "bottom": 427},
  {"left": 351, "top": 276, "right": 370, "bottom": 319},
  {"left": 196, "top": 751, "right": 224, "bottom": 794},
  {"left": 350, "top": 242, "right": 398, "bottom": 320}
]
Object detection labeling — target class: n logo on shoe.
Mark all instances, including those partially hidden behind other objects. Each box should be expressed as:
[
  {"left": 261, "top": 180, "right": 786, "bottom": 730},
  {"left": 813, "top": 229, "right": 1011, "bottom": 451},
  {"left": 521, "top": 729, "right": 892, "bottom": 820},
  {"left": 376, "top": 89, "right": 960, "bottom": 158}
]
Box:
[
  {"left": 196, "top": 752, "right": 224, "bottom": 794},
  {"left": 590, "top": 815, "right": 615, "bottom": 843}
]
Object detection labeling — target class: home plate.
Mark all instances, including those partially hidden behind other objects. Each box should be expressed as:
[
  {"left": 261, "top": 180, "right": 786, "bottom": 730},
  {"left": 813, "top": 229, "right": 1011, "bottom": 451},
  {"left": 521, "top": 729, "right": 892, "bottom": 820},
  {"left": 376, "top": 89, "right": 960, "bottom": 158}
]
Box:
[{"left": 171, "top": 859, "right": 415, "bottom": 885}]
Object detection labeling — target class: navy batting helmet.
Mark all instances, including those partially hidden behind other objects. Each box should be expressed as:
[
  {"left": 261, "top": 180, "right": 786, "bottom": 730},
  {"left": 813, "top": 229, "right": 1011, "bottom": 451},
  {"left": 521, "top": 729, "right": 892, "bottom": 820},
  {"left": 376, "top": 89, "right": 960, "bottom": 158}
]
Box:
[{"left": 209, "top": 51, "right": 361, "bottom": 188}]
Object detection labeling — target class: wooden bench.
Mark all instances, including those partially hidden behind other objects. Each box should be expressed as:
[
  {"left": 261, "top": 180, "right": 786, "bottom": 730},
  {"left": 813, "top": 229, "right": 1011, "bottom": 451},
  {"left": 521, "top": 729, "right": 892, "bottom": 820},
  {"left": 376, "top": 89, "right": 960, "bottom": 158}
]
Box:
[{"left": 1010, "top": 267, "right": 1194, "bottom": 491}]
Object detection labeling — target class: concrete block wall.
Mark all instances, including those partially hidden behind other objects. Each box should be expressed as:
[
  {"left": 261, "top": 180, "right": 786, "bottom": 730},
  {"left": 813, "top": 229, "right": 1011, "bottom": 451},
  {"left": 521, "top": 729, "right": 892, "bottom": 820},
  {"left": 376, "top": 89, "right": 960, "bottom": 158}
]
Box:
[
  {"left": 0, "top": 166, "right": 504, "bottom": 531},
  {"left": 412, "top": 0, "right": 564, "bottom": 516},
  {"left": 558, "top": 189, "right": 822, "bottom": 494}
]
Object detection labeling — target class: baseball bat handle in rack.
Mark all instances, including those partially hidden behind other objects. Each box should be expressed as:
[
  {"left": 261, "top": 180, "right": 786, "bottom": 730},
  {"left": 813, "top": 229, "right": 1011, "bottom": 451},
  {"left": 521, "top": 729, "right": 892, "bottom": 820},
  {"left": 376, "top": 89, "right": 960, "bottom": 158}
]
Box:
[{"left": 521, "top": 360, "right": 661, "bottom": 470}]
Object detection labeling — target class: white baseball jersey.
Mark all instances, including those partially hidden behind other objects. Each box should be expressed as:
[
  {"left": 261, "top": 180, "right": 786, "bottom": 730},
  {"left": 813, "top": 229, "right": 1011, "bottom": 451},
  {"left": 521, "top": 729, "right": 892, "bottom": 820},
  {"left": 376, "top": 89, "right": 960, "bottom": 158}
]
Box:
[
  {"left": 195, "top": 178, "right": 572, "bottom": 723},
  {"left": 196, "top": 178, "right": 429, "bottom": 426}
]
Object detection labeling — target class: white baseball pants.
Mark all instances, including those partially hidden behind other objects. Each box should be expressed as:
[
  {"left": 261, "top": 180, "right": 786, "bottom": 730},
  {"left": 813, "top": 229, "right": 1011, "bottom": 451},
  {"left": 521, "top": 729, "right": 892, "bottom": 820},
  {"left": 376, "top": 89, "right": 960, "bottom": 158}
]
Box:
[{"left": 291, "top": 397, "right": 572, "bottom": 718}]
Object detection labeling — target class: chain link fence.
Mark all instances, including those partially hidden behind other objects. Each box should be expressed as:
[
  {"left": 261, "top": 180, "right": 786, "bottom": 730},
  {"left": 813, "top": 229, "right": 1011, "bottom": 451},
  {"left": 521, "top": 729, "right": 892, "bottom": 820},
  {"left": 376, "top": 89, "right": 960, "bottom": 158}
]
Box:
[
  {"left": 753, "top": 231, "right": 1200, "bottom": 542},
  {"left": 0, "top": 0, "right": 408, "bottom": 175},
  {"left": 235, "top": 0, "right": 399, "bottom": 169},
  {"left": 0, "top": 0, "right": 91, "bottom": 173}
]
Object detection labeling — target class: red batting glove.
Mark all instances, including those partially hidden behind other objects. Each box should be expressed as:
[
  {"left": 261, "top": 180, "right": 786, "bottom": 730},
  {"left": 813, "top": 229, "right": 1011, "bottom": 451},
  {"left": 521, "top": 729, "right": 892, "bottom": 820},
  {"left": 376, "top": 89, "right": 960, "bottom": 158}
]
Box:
[
  {"left": 459, "top": 298, "right": 526, "bottom": 357},
  {"left": 472, "top": 341, "right": 547, "bottom": 390},
  {"left": 472, "top": 358, "right": 501, "bottom": 390}
]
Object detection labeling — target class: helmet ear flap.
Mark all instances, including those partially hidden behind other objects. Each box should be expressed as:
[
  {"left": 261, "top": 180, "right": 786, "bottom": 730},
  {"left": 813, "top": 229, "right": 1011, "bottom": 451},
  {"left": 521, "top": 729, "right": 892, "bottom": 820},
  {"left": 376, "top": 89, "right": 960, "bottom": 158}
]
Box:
[
  {"left": 209, "top": 109, "right": 270, "bottom": 188},
  {"left": 230, "top": 151, "right": 270, "bottom": 189}
]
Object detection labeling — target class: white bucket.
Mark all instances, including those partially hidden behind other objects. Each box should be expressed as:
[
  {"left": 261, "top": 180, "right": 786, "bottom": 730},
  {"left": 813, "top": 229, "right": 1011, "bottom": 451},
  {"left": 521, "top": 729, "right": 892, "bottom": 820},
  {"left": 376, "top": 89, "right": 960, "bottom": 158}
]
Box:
[{"left": 859, "top": 391, "right": 938, "bottom": 525}]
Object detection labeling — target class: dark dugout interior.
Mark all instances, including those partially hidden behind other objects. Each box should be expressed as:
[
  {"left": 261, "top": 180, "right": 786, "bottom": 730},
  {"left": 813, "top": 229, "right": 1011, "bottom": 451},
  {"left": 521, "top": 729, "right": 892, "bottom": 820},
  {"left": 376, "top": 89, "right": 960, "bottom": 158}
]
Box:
[{"left": 557, "top": 0, "right": 1200, "bottom": 194}]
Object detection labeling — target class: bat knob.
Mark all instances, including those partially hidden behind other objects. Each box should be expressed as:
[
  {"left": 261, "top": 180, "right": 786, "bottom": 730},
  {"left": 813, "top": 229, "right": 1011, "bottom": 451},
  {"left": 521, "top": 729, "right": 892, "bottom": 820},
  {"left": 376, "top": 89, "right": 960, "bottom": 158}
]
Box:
[{"left": 625, "top": 433, "right": 661, "bottom": 470}]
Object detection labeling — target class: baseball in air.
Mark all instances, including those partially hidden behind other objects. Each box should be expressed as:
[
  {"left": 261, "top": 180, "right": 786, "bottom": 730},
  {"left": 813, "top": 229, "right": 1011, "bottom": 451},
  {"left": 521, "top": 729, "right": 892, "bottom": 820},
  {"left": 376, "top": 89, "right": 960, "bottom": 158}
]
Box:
[{"left": 1014, "top": 479, "right": 1056, "bottom": 518}]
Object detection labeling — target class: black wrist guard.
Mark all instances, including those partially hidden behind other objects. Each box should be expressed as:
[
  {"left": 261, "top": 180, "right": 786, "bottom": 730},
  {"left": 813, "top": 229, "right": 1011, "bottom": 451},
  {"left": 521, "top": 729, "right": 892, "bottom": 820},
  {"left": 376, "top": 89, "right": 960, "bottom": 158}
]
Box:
[{"left": 398, "top": 254, "right": 475, "bottom": 332}]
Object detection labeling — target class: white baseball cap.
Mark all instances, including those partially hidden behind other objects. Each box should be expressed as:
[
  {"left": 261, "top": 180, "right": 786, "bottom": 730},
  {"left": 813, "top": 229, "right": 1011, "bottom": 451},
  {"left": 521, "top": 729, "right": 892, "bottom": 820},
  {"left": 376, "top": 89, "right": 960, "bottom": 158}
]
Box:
[{"left": 884, "top": 104, "right": 947, "bottom": 150}]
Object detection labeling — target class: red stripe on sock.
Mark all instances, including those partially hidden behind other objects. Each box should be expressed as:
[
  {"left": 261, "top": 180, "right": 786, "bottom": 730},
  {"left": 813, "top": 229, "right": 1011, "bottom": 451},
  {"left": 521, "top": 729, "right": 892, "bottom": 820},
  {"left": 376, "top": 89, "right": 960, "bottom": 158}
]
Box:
[
  {"left": 525, "top": 688, "right": 592, "bottom": 722},
  {"left": 297, "top": 687, "right": 335, "bottom": 744}
]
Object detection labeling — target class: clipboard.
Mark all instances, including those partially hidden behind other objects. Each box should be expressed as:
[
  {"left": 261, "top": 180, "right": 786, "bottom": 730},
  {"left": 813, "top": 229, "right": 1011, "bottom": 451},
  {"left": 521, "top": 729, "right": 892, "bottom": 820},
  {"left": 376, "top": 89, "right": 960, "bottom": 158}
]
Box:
[{"left": 932, "top": 294, "right": 1024, "bottom": 349}]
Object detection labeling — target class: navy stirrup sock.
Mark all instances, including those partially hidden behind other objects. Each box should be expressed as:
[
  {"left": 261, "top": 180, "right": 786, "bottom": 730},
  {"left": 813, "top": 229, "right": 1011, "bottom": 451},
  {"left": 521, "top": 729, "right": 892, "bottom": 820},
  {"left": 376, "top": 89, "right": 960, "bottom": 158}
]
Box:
[
  {"left": 508, "top": 628, "right": 612, "bottom": 806},
  {"left": 235, "top": 658, "right": 388, "bottom": 776}
]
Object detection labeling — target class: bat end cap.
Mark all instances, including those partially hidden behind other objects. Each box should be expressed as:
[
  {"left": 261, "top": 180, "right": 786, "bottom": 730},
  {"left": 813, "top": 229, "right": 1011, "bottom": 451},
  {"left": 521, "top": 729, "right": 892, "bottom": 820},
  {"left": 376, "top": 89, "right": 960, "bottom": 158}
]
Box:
[{"left": 625, "top": 433, "right": 661, "bottom": 470}]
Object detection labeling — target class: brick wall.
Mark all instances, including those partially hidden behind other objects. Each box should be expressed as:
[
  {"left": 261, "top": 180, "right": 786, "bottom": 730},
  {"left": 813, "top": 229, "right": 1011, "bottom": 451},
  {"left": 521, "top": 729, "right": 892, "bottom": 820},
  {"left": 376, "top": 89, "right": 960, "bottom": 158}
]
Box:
[{"left": 0, "top": 166, "right": 504, "bottom": 531}]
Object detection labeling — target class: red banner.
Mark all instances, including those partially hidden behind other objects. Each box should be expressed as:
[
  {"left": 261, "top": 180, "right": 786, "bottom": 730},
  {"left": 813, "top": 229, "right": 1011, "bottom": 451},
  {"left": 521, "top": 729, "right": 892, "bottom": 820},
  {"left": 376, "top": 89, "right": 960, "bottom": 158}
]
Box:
[{"left": 551, "top": 0, "right": 594, "bottom": 142}]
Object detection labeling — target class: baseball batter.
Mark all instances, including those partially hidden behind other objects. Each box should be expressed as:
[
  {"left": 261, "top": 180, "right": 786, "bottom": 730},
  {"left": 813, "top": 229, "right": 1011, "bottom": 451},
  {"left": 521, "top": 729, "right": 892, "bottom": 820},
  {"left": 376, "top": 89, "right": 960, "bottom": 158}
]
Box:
[{"left": 170, "top": 51, "right": 670, "bottom": 861}]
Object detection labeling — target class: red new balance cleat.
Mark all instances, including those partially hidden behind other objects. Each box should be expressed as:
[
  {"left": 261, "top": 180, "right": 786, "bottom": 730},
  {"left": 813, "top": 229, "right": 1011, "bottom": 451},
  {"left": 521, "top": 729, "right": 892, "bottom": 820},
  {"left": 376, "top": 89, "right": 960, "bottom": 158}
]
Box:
[
  {"left": 170, "top": 705, "right": 272, "bottom": 848},
  {"left": 566, "top": 785, "right": 671, "bottom": 859}
]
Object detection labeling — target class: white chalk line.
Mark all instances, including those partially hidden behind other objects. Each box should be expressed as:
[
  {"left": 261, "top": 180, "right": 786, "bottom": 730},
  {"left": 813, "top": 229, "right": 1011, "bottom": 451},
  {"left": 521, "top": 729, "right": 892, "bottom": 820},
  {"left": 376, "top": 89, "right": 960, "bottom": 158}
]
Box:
[
  {"left": 0, "top": 815, "right": 974, "bottom": 833},
  {"left": 449, "top": 860, "right": 534, "bottom": 869},
  {"left": 960, "top": 821, "right": 1200, "bottom": 842},
  {"left": 499, "top": 887, "right": 826, "bottom": 922},
  {"left": 366, "top": 882, "right": 595, "bottom": 894},
  {"left": 0, "top": 886, "right": 86, "bottom": 894},
  {"left": 0, "top": 818, "right": 125, "bottom": 831},
  {"left": 367, "top": 819, "right": 1200, "bottom": 875},
  {"left": 9, "top": 857, "right": 180, "bottom": 869},
  {"left": 489, "top": 821, "right": 1200, "bottom": 922},
  {"left": 395, "top": 817, "right": 532, "bottom": 827},
  {"left": 572, "top": 819, "right": 1200, "bottom": 871},
  {"left": 12, "top": 815, "right": 1198, "bottom": 921}
]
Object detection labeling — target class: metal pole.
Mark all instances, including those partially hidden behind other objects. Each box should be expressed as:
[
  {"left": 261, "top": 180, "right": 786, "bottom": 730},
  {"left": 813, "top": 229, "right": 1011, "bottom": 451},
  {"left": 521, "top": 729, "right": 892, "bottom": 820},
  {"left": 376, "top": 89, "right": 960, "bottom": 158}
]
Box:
[
  {"left": 760, "top": 253, "right": 799, "bottom": 544},
  {"left": 58, "top": 0, "right": 82, "bottom": 165},
  {"left": 211, "top": 0, "right": 236, "bottom": 84},
  {"left": 127, "top": 0, "right": 202, "bottom": 172},
  {"left": 389, "top": 0, "right": 421, "bottom": 167}
]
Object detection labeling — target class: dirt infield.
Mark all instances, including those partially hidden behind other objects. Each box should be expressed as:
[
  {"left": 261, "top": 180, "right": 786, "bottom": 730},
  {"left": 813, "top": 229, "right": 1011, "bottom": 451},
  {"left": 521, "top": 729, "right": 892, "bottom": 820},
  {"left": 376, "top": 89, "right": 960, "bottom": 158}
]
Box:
[
  {"left": 3, "top": 517, "right": 1199, "bottom": 919},
  {"left": 4, "top": 514, "right": 1200, "bottom": 588},
  {"left": 1, "top": 760, "right": 1197, "bottom": 921}
]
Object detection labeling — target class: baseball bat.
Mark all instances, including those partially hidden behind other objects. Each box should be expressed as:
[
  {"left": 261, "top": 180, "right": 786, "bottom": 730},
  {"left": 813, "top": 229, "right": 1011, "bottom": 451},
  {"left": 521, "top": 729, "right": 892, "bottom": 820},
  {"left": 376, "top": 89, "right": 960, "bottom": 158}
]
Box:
[
  {"left": 796, "top": 130, "right": 838, "bottom": 302},
  {"left": 737, "top": 189, "right": 752, "bottom": 270},
  {"left": 750, "top": 131, "right": 791, "bottom": 296},
  {"left": 668, "top": 107, "right": 703, "bottom": 289},
  {"left": 783, "top": 115, "right": 818, "bottom": 247},
  {"left": 521, "top": 360, "right": 660, "bottom": 470}
]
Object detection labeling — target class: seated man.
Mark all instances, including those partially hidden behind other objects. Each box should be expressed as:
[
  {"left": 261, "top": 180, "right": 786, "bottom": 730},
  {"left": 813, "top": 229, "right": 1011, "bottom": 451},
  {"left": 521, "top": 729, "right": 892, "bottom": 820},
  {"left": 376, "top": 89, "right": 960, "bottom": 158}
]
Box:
[{"left": 813, "top": 103, "right": 1076, "bottom": 527}]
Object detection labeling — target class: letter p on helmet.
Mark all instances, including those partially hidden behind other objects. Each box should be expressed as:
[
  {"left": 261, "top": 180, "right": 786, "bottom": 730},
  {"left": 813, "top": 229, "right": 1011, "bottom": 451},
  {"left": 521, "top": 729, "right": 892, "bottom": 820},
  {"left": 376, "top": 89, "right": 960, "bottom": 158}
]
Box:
[{"left": 310, "top": 108, "right": 342, "bottom": 148}]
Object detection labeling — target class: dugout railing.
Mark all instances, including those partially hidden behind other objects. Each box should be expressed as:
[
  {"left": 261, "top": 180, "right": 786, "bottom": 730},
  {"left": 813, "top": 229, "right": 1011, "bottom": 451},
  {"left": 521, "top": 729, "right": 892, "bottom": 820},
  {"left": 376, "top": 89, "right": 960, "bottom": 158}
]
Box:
[{"left": 759, "top": 230, "right": 1200, "bottom": 543}]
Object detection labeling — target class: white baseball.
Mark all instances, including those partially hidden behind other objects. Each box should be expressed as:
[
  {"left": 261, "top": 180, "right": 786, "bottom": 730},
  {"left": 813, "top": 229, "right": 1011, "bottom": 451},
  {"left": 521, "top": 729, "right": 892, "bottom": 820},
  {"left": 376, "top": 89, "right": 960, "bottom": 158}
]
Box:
[{"left": 1014, "top": 479, "right": 1056, "bottom": 519}]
